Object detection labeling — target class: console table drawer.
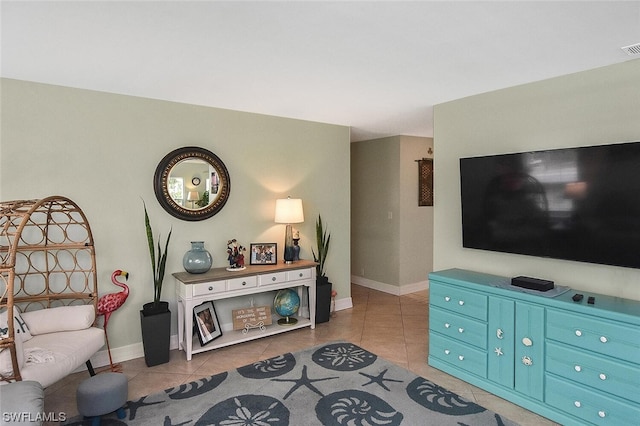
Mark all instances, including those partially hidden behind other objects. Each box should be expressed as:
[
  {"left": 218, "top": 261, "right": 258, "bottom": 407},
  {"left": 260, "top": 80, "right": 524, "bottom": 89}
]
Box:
[
  {"left": 430, "top": 332, "right": 487, "bottom": 377},
  {"left": 429, "top": 282, "right": 487, "bottom": 321},
  {"left": 547, "top": 310, "right": 640, "bottom": 363},
  {"left": 546, "top": 341, "right": 640, "bottom": 404},
  {"left": 193, "top": 281, "right": 226, "bottom": 297},
  {"left": 259, "top": 271, "right": 287, "bottom": 286},
  {"left": 287, "top": 268, "right": 312, "bottom": 281},
  {"left": 430, "top": 306, "right": 487, "bottom": 349},
  {"left": 545, "top": 374, "right": 640, "bottom": 425},
  {"left": 228, "top": 276, "right": 257, "bottom": 291}
]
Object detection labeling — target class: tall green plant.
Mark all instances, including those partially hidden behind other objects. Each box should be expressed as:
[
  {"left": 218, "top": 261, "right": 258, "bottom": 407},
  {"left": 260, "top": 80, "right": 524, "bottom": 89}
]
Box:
[
  {"left": 312, "top": 215, "right": 331, "bottom": 278},
  {"left": 144, "top": 202, "right": 172, "bottom": 306}
]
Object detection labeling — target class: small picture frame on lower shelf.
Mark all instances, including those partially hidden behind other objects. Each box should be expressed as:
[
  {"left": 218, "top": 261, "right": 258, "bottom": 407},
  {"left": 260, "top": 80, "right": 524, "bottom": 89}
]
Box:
[{"left": 194, "top": 301, "right": 222, "bottom": 346}]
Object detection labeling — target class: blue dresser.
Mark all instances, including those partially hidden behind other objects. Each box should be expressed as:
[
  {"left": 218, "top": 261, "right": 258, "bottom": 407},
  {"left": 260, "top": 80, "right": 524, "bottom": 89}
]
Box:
[{"left": 428, "top": 269, "right": 640, "bottom": 426}]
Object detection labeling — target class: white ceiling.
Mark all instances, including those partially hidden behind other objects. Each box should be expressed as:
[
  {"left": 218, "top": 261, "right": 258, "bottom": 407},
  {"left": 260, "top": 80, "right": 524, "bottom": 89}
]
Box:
[{"left": 2, "top": 1, "right": 639, "bottom": 142}]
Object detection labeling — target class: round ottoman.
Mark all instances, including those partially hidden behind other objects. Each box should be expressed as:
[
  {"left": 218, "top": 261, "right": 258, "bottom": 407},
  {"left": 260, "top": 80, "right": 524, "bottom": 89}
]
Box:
[{"left": 77, "top": 372, "right": 128, "bottom": 426}]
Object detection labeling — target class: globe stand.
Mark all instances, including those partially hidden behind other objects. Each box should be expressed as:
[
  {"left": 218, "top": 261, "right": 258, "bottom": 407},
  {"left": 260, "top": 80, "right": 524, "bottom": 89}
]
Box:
[{"left": 277, "top": 316, "right": 298, "bottom": 326}]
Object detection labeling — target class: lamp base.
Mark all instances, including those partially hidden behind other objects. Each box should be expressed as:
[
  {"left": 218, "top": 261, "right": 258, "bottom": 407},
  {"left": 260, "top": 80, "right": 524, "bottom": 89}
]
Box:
[{"left": 283, "top": 224, "right": 295, "bottom": 263}]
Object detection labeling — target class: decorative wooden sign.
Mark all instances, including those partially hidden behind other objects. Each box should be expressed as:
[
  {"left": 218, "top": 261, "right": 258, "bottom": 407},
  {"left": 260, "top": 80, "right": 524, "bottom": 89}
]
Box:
[
  {"left": 232, "top": 305, "right": 272, "bottom": 332},
  {"left": 417, "top": 158, "right": 434, "bottom": 206}
]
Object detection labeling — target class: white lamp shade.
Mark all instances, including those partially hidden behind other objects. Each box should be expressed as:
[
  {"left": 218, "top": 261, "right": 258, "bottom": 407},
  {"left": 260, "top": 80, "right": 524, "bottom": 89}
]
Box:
[
  {"left": 274, "top": 198, "right": 304, "bottom": 224},
  {"left": 187, "top": 191, "right": 200, "bottom": 201}
]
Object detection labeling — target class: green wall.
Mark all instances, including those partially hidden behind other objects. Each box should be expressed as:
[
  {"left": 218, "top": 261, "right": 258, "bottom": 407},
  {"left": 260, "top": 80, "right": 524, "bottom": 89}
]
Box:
[
  {"left": 433, "top": 59, "right": 640, "bottom": 301},
  {"left": 0, "top": 78, "right": 351, "bottom": 360}
]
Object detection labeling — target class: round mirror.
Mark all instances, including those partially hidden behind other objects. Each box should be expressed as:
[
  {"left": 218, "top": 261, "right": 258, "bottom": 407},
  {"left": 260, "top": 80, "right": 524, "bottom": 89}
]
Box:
[{"left": 154, "top": 146, "right": 231, "bottom": 221}]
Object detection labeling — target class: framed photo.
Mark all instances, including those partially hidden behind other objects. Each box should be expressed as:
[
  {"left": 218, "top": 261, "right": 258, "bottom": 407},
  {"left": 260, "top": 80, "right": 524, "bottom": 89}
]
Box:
[
  {"left": 250, "top": 243, "right": 277, "bottom": 265},
  {"left": 193, "top": 301, "right": 222, "bottom": 346}
]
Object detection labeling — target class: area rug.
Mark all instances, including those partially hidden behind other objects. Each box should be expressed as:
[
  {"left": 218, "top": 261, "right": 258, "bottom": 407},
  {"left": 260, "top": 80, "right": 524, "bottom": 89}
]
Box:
[{"left": 65, "top": 341, "right": 518, "bottom": 425}]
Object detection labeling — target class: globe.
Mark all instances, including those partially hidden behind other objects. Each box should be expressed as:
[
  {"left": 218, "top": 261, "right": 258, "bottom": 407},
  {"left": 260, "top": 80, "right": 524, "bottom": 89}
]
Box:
[{"left": 274, "top": 289, "right": 300, "bottom": 325}]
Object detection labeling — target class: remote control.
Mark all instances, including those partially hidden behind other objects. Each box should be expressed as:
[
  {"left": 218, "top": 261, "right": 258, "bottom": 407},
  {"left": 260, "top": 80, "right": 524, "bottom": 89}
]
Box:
[
  {"left": 572, "top": 293, "right": 583, "bottom": 302},
  {"left": 588, "top": 296, "right": 595, "bottom": 305}
]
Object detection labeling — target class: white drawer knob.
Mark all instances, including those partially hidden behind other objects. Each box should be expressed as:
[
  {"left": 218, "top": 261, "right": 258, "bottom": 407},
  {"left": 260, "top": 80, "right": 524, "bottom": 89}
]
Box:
[
  {"left": 600, "top": 336, "right": 608, "bottom": 343},
  {"left": 574, "top": 365, "right": 582, "bottom": 372},
  {"left": 496, "top": 328, "right": 504, "bottom": 339},
  {"left": 458, "top": 328, "right": 464, "bottom": 333},
  {"left": 574, "top": 401, "right": 581, "bottom": 408},
  {"left": 575, "top": 330, "right": 582, "bottom": 337},
  {"left": 598, "top": 411, "right": 606, "bottom": 418},
  {"left": 522, "top": 337, "right": 533, "bottom": 347},
  {"left": 445, "top": 296, "right": 451, "bottom": 302},
  {"left": 458, "top": 300, "right": 465, "bottom": 306},
  {"left": 444, "top": 323, "right": 451, "bottom": 328},
  {"left": 458, "top": 355, "right": 464, "bottom": 361},
  {"left": 522, "top": 356, "right": 533, "bottom": 366},
  {"left": 599, "top": 373, "right": 607, "bottom": 381},
  {"left": 444, "top": 349, "right": 450, "bottom": 355}
]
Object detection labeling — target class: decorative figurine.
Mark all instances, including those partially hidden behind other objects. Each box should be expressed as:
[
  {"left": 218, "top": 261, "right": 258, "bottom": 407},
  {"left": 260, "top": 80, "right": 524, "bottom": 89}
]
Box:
[
  {"left": 97, "top": 270, "right": 129, "bottom": 371},
  {"left": 292, "top": 229, "right": 301, "bottom": 261},
  {"left": 226, "top": 239, "right": 247, "bottom": 271}
]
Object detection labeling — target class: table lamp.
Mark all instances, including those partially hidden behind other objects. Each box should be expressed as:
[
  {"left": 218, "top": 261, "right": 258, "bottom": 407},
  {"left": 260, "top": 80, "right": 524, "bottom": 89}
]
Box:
[
  {"left": 275, "top": 197, "right": 304, "bottom": 263},
  {"left": 187, "top": 191, "right": 200, "bottom": 208}
]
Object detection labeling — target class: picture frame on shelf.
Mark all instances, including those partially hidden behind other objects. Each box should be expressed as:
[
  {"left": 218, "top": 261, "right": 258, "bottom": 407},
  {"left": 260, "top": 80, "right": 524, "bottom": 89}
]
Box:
[
  {"left": 250, "top": 243, "right": 277, "bottom": 265},
  {"left": 193, "top": 301, "right": 222, "bottom": 346}
]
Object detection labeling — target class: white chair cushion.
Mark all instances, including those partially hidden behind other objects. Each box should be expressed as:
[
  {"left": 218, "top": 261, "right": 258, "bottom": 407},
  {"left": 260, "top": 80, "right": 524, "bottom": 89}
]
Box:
[
  {"left": 0, "top": 309, "right": 32, "bottom": 341},
  {"left": 21, "top": 305, "right": 95, "bottom": 335},
  {"left": 21, "top": 327, "right": 104, "bottom": 388},
  {"left": 0, "top": 329, "right": 24, "bottom": 377}
]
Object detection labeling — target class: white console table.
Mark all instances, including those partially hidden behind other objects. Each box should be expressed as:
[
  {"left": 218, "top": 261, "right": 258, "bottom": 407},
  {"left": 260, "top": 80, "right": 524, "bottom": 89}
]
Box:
[{"left": 173, "top": 260, "right": 316, "bottom": 360}]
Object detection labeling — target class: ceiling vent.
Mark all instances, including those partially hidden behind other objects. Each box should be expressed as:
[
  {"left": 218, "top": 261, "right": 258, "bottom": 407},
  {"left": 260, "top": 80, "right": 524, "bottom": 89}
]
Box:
[{"left": 621, "top": 43, "right": 640, "bottom": 56}]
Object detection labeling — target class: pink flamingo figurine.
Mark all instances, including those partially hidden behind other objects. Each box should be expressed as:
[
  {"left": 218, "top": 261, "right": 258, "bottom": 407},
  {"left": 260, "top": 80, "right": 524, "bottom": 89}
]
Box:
[{"left": 97, "top": 270, "right": 129, "bottom": 372}]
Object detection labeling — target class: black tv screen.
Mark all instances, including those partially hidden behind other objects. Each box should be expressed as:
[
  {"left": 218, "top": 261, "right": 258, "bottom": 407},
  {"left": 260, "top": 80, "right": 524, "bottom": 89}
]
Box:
[{"left": 460, "top": 141, "right": 640, "bottom": 269}]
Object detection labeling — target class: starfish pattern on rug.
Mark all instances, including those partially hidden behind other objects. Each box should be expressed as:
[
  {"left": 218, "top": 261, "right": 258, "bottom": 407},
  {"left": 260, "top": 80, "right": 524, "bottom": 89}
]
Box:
[
  {"left": 359, "top": 368, "right": 404, "bottom": 391},
  {"left": 271, "top": 364, "right": 338, "bottom": 399}
]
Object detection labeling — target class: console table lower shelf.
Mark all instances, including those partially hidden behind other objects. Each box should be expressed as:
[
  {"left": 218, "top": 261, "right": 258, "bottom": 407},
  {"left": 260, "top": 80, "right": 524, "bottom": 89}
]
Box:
[
  {"left": 186, "top": 315, "right": 313, "bottom": 357},
  {"left": 173, "top": 260, "right": 317, "bottom": 360}
]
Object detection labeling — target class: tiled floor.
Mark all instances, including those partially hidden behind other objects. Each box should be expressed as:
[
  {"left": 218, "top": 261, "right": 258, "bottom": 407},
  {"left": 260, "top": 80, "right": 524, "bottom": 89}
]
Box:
[{"left": 43, "top": 284, "right": 557, "bottom": 425}]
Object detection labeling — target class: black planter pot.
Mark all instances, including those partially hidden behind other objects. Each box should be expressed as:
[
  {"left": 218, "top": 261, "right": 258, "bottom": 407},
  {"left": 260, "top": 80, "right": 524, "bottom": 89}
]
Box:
[
  {"left": 315, "top": 277, "right": 332, "bottom": 324},
  {"left": 140, "top": 301, "right": 171, "bottom": 367}
]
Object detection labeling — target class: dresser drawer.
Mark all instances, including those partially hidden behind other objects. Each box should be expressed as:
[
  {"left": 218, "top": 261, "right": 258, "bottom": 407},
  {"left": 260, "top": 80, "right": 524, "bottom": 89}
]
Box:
[
  {"left": 547, "top": 309, "right": 640, "bottom": 364},
  {"left": 430, "top": 332, "right": 487, "bottom": 377},
  {"left": 258, "top": 271, "right": 287, "bottom": 286},
  {"left": 429, "top": 281, "right": 488, "bottom": 321},
  {"left": 287, "top": 268, "right": 312, "bottom": 281},
  {"left": 193, "top": 280, "right": 226, "bottom": 297},
  {"left": 430, "top": 306, "right": 487, "bottom": 349},
  {"left": 546, "top": 341, "right": 640, "bottom": 404},
  {"left": 545, "top": 374, "right": 640, "bottom": 425},
  {"left": 228, "top": 276, "right": 257, "bottom": 291}
]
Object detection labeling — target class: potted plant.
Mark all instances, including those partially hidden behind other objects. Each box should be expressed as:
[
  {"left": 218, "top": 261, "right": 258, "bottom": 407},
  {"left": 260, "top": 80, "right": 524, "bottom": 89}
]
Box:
[
  {"left": 140, "top": 202, "right": 172, "bottom": 366},
  {"left": 312, "top": 215, "right": 332, "bottom": 323}
]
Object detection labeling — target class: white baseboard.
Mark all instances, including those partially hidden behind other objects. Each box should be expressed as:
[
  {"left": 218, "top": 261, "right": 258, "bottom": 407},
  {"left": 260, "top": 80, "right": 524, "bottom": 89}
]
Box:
[
  {"left": 88, "top": 334, "right": 181, "bottom": 369},
  {"left": 334, "top": 297, "right": 353, "bottom": 311},
  {"left": 350, "top": 275, "right": 429, "bottom": 296}
]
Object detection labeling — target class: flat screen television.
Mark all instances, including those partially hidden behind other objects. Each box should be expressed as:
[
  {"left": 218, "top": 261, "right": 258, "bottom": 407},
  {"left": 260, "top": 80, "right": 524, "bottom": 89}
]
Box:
[{"left": 460, "top": 141, "right": 640, "bottom": 269}]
